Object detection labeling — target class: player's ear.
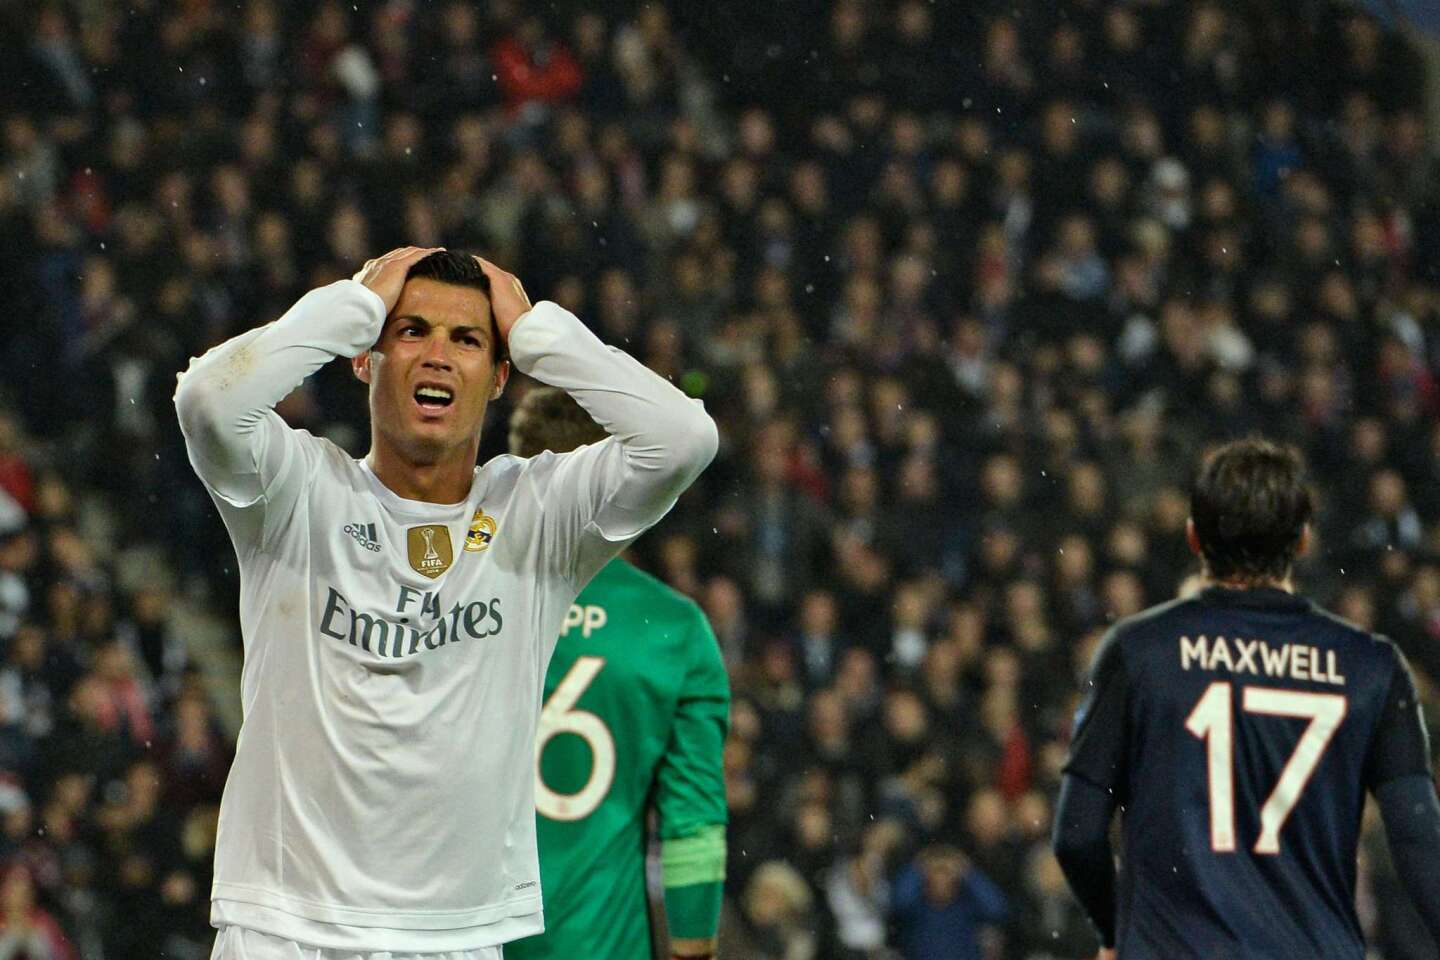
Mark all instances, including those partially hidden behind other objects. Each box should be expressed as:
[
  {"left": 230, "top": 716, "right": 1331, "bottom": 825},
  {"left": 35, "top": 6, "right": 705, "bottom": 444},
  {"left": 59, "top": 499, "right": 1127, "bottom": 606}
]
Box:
[
  {"left": 1185, "top": 518, "right": 1202, "bottom": 557},
  {"left": 491, "top": 359, "right": 510, "bottom": 401},
  {"left": 353, "top": 351, "right": 372, "bottom": 385},
  {"left": 1296, "top": 523, "right": 1312, "bottom": 558}
]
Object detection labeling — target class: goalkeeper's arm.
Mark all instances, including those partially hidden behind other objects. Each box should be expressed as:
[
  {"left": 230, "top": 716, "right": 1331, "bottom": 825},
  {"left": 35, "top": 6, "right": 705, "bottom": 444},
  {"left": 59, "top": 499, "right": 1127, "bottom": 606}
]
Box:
[{"left": 654, "top": 609, "right": 730, "bottom": 958}]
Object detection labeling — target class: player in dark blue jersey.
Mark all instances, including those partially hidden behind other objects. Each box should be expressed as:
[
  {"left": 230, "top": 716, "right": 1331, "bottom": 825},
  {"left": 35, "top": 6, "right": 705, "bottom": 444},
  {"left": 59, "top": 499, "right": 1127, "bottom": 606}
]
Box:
[{"left": 1053, "top": 438, "right": 1440, "bottom": 960}]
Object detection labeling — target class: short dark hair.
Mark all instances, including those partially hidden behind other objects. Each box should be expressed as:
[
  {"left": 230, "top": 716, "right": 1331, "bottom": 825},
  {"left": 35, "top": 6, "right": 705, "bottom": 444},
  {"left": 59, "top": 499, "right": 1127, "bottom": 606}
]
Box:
[
  {"left": 1190, "top": 437, "right": 1313, "bottom": 583},
  {"left": 404, "top": 251, "right": 505, "bottom": 360},
  {"left": 508, "top": 387, "right": 606, "bottom": 458},
  {"left": 406, "top": 250, "right": 490, "bottom": 294}
]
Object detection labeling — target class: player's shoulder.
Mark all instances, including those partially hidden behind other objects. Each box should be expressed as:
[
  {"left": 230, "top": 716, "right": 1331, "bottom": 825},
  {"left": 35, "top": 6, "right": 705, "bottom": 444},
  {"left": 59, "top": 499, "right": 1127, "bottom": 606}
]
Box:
[
  {"left": 474, "top": 451, "right": 531, "bottom": 500},
  {"left": 586, "top": 558, "right": 705, "bottom": 621},
  {"left": 482, "top": 442, "right": 619, "bottom": 501},
  {"left": 1105, "top": 595, "right": 1196, "bottom": 648},
  {"left": 1306, "top": 602, "right": 1395, "bottom": 649}
]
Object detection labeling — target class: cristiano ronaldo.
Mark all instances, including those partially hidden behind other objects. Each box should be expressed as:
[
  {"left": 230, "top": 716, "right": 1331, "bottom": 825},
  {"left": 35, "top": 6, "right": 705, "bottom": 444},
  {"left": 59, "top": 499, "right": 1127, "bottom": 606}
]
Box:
[{"left": 175, "top": 248, "right": 718, "bottom": 959}]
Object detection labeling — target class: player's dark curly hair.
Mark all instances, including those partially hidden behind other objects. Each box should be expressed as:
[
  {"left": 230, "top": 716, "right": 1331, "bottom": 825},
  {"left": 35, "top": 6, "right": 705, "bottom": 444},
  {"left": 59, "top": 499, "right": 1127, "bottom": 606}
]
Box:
[
  {"left": 1190, "top": 437, "right": 1313, "bottom": 583},
  {"left": 508, "top": 387, "right": 606, "bottom": 458},
  {"left": 405, "top": 250, "right": 506, "bottom": 361}
]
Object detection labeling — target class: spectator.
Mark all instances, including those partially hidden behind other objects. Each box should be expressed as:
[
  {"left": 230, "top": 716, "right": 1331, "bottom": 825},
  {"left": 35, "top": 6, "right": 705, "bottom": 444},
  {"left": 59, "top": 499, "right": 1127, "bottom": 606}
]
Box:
[
  {"left": 0, "top": 862, "right": 74, "bottom": 960},
  {"left": 492, "top": 17, "right": 583, "bottom": 120},
  {"left": 891, "top": 844, "right": 1007, "bottom": 960},
  {"left": 725, "top": 860, "right": 819, "bottom": 960}
]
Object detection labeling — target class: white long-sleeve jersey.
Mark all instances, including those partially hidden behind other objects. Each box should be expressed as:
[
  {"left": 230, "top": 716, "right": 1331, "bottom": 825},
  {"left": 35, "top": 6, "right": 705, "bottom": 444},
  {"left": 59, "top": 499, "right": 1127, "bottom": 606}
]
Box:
[{"left": 173, "top": 280, "right": 717, "bottom": 951}]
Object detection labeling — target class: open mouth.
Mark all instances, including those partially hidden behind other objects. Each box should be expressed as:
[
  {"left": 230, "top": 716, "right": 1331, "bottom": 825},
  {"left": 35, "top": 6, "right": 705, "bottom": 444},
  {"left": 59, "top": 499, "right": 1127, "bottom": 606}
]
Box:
[{"left": 414, "top": 385, "right": 454, "bottom": 410}]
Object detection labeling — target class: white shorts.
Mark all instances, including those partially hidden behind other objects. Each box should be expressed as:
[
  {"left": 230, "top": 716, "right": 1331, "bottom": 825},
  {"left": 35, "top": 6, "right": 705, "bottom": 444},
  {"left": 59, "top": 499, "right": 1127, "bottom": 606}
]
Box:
[{"left": 210, "top": 926, "right": 503, "bottom": 960}]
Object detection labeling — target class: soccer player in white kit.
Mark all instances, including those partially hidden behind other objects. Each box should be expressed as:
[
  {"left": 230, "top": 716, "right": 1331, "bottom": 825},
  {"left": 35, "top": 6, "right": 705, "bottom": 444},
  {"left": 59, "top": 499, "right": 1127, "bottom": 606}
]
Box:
[{"left": 174, "top": 247, "right": 718, "bottom": 960}]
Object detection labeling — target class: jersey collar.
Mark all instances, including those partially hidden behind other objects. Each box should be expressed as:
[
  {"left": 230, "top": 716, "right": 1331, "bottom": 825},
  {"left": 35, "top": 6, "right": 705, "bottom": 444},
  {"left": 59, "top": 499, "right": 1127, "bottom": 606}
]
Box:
[
  {"left": 359, "top": 457, "right": 483, "bottom": 520},
  {"left": 1199, "top": 585, "right": 1312, "bottom": 612}
]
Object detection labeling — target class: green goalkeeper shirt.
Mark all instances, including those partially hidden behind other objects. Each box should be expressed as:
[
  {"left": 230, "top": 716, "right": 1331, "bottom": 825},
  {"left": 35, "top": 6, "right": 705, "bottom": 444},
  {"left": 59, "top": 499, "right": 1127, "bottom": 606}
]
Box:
[{"left": 506, "top": 559, "right": 729, "bottom": 960}]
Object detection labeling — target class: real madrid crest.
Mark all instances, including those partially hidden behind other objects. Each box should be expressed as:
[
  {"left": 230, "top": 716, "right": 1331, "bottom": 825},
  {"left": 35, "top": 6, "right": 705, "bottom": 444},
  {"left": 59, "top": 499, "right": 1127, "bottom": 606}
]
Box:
[
  {"left": 465, "top": 508, "right": 497, "bottom": 552},
  {"left": 407, "top": 524, "right": 454, "bottom": 578}
]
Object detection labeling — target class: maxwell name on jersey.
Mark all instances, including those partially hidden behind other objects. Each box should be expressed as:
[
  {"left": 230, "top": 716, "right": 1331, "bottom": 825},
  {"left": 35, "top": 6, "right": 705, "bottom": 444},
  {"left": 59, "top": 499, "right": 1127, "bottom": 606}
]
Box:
[
  {"left": 319, "top": 582, "right": 505, "bottom": 659},
  {"left": 1179, "top": 635, "right": 1346, "bottom": 686}
]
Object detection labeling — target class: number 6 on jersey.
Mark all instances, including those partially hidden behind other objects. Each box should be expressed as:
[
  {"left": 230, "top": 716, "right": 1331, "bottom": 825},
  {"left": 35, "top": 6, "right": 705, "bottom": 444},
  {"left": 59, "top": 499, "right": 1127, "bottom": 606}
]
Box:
[
  {"left": 535, "top": 656, "right": 615, "bottom": 821},
  {"left": 1185, "top": 682, "right": 1347, "bottom": 855}
]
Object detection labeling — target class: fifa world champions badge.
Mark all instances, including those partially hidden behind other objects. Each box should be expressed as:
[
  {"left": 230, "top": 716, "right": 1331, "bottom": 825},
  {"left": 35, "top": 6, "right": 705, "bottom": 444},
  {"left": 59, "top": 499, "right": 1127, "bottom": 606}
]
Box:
[{"left": 407, "top": 525, "right": 454, "bottom": 578}]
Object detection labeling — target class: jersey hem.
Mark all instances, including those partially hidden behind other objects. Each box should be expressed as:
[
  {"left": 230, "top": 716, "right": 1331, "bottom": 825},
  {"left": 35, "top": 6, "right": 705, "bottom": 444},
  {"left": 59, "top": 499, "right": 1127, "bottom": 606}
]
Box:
[{"left": 211, "top": 883, "right": 543, "bottom": 929}]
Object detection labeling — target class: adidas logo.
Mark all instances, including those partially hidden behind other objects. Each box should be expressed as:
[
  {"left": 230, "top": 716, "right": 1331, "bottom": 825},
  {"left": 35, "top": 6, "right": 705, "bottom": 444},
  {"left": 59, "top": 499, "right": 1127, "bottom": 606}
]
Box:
[{"left": 343, "top": 522, "right": 381, "bottom": 552}]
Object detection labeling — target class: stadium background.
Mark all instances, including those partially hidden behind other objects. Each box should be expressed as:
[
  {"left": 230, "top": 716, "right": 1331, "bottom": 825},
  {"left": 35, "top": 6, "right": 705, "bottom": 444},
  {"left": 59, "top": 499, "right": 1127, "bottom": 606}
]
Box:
[{"left": 1, "top": 0, "right": 1439, "bottom": 957}]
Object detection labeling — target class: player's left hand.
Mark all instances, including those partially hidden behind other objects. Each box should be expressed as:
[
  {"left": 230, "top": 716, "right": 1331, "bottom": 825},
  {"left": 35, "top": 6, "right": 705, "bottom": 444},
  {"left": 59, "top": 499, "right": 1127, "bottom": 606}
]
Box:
[
  {"left": 473, "top": 256, "right": 532, "bottom": 344},
  {"left": 1096, "top": 948, "right": 1117, "bottom": 960}
]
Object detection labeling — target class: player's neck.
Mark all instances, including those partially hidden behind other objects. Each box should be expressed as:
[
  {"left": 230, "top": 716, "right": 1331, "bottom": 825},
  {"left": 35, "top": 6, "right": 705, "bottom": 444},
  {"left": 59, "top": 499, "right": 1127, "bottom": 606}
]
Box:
[
  {"left": 366, "top": 436, "right": 478, "bottom": 505},
  {"left": 1201, "top": 572, "right": 1295, "bottom": 594}
]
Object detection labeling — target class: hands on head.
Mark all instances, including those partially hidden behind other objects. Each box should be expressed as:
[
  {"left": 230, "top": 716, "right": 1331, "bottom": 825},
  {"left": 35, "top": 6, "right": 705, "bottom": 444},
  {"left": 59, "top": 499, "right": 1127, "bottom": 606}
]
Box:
[
  {"left": 472, "top": 255, "right": 531, "bottom": 342},
  {"left": 353, "top": 247, "right": 533, "bottom": 347},
  {"left": 352, "top": 246, "right": 442, "bottom": 314}
]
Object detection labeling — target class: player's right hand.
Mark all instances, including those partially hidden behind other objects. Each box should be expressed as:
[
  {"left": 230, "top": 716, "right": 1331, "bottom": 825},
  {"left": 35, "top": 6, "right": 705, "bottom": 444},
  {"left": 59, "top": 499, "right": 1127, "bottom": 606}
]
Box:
[
  {"left": 1096, "top": 948, "right": 1117, "bottom": 960},
  {"left": 353, "top": 246, "right": 442, "bottom": 316}
]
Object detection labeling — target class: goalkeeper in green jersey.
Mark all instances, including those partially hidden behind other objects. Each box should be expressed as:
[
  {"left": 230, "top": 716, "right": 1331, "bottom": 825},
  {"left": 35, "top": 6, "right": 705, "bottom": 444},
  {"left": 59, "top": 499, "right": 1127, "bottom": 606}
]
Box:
[{"left": 504, "top": 387, "right": 730, "bottom": 960}]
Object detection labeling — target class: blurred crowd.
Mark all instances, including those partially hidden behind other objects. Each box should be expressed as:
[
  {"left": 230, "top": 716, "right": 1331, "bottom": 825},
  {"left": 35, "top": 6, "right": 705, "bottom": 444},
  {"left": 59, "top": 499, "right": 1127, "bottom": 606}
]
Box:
[{"left": 2, "top": 0, "right": 1439, "bottom": 957}]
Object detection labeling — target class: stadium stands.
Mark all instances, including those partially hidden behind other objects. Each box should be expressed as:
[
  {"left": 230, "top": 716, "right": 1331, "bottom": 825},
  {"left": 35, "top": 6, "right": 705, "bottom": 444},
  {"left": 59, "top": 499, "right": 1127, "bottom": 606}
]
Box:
[{"left": 0, "top": 1, "right": 1437, "bottom": 956}]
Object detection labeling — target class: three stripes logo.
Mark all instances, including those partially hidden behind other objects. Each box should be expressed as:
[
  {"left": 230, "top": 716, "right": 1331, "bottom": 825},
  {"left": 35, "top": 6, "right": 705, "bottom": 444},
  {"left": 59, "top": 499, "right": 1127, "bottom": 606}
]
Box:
[{"left": 343, "top": 521, "right": 382, "bottom": 553}]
